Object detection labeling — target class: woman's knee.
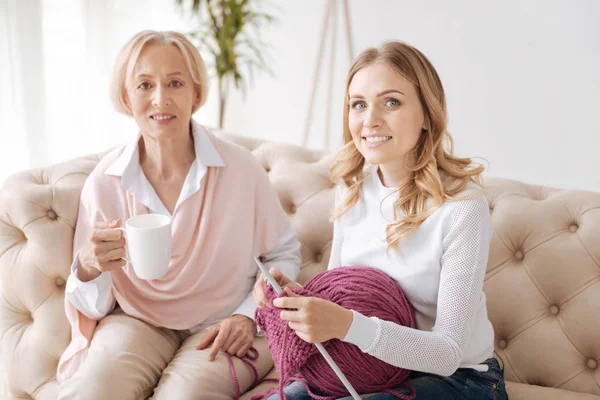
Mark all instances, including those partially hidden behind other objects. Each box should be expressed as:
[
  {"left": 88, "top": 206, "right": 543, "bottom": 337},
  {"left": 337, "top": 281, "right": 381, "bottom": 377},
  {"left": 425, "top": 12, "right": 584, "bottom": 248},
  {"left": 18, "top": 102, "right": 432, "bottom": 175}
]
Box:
[{"left": 58, "top": 368, "right": 154, "bottom": 400}]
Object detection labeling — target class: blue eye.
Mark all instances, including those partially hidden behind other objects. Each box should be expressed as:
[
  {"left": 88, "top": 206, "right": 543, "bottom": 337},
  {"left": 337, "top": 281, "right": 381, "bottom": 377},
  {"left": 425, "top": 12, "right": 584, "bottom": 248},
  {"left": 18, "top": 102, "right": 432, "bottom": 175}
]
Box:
[
  {"left": 138, "top": 82, "right": 151, "bottom": 90},
  {"left": 386, "top": 98, "right": 400, "bottom": 107},
  {"left": 351, "top": 102, "right": 366, "bottom": 110}
]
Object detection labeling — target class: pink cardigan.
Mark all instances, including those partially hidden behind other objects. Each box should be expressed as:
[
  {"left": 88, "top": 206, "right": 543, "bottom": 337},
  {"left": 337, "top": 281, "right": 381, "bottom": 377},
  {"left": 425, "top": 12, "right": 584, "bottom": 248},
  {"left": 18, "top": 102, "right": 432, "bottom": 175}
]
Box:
[{"left": 57, "top": 130, "right": 289, "bottom": 382}]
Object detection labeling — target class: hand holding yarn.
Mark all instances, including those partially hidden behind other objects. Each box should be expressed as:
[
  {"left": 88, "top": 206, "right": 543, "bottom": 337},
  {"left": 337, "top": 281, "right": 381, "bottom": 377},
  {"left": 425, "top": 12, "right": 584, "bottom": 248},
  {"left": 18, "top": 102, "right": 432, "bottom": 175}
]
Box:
[
  {"left": 253, "top": 267, "right": 301, "bottom": 308},
  {"left": 273, "top": 288, "right": 354, "bottom": 344},
  {"left": 254, "top": 267, "right": 416, "bottom": 399}
]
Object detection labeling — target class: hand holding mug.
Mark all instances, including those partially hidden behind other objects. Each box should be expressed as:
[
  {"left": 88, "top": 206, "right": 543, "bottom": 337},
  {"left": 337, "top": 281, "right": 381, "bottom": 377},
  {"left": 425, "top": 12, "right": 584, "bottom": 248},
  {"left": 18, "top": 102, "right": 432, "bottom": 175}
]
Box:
[
  {"left": 77, "top": 214, "right": 172, "bottom": 282},
  {"left": 78, "top": 219, "right": 127, "bottom": 282}
]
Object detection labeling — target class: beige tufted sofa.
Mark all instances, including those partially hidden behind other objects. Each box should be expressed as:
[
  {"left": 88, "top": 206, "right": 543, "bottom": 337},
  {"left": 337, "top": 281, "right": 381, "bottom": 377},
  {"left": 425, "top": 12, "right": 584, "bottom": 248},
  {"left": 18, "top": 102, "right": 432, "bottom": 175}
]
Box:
[{"left": 1, "top": 133, "right": 599, "bottom": 400}]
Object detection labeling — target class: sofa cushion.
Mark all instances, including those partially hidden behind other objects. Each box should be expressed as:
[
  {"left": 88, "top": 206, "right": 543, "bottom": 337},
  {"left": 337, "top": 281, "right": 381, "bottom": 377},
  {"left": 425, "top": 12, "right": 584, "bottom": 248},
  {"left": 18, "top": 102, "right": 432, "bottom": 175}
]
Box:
[
  {"left": 483, "top": 179, "right": 600, "bottom": 395},
  {"left": 504, "top": 381, "right": 600, "bottom": 399}
]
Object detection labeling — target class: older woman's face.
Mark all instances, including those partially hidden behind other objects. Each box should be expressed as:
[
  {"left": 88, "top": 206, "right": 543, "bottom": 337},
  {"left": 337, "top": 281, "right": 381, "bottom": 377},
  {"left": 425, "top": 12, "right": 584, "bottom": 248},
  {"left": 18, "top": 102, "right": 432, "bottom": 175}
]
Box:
[{"left": 126, "top": 44, "right": 200, "bottom": 138}]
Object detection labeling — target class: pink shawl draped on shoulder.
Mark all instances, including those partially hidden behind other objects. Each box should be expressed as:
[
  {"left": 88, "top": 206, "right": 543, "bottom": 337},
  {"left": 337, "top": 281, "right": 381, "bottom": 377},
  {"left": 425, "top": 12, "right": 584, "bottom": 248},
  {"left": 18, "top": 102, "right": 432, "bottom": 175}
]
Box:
[{"left": 57, "top": 130, "right": 289, "bottom": 382}]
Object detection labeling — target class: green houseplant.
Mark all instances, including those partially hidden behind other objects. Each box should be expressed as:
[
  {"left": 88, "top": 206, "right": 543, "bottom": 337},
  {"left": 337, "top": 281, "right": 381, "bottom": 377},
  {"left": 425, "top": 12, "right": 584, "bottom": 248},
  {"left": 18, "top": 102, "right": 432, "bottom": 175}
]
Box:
[{"left": 175, "top": 0, "right": 276, "bottom": 128}]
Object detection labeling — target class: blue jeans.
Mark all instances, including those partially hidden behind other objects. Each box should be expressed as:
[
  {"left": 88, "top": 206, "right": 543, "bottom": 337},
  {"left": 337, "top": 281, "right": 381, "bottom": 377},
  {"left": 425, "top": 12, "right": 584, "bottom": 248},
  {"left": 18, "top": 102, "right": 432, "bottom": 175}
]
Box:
[{"left": 267, "top": 358, "right": 508, "bottom": 400}]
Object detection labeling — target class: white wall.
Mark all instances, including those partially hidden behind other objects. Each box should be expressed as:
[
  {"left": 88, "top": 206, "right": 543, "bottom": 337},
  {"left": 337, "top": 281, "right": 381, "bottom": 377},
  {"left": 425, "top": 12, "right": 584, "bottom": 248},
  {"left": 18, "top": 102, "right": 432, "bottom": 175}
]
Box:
[
  {"left": 223, "top": 0, "right": 600, "bottom": 192},
  {"left": 2, "top": 0, "right": 599, "bottom": 192}
]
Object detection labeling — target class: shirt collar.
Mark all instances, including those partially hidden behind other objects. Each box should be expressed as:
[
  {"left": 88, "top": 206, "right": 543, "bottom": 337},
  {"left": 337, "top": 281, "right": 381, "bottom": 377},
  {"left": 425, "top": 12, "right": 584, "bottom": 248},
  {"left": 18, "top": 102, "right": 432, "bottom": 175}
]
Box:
[{"left": 105, "top": 119, "right": 225, "bottom": 179}]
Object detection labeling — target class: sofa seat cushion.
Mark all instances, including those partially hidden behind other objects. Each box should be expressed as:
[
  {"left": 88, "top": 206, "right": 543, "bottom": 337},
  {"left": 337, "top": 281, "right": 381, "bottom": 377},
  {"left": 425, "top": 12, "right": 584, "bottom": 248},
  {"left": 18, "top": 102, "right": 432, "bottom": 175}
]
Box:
[{"left": 505, "top": 381, "right": 600, "bottom": 399}]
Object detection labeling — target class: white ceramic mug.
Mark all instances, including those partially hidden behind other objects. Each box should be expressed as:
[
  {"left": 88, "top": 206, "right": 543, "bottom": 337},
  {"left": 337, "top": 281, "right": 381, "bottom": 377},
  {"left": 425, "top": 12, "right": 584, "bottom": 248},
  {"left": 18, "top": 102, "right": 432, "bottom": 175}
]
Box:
[{"left": 117, "top": 214, "right": 172, "bottom": 280}]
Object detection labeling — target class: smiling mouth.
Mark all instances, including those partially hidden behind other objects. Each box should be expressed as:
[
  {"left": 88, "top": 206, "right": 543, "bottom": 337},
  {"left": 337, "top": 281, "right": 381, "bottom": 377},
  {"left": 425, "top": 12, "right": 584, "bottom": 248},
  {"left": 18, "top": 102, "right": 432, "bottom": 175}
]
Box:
[
  {"left": 363, "top": 136, "right": 392, "bottom": 143},
  {"left": 151, "top": 115, "right": 176, "bottom": 121}
]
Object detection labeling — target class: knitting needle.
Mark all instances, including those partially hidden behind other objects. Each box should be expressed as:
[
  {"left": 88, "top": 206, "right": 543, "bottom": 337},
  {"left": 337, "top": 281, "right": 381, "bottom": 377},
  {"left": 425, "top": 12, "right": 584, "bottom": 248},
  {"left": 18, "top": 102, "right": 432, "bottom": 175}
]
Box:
[{"left": 254, "top": 257, "right": 362, "bottom": 400}]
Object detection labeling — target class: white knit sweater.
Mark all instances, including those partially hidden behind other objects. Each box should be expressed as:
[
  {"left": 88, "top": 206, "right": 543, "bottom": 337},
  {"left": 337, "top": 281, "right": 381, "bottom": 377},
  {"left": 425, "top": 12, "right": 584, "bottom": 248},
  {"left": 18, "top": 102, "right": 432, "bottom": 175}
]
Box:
[{"left": 333, "top": 165, "right": 495, "bottom": 376}]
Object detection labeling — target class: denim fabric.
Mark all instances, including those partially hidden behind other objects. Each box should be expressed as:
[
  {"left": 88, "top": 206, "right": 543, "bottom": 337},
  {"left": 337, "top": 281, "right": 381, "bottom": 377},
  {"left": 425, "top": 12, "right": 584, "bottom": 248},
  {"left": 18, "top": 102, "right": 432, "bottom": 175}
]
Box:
[{"left": 267, "top": 358, "right": 508, "bottom": 400}]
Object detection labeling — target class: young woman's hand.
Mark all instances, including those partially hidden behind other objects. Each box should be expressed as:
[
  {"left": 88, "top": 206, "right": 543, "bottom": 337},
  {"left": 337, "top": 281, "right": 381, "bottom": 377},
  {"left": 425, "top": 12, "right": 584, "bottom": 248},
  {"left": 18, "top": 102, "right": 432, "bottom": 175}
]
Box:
[
  {"left": 196, "top": 314, "right": 257, "bottom": 360},
  {"left": 252, "top": 267, "right": 301, "bottom": 308},
  {"left": 273, "top": 289, "right": 353, "bottom": 344}
]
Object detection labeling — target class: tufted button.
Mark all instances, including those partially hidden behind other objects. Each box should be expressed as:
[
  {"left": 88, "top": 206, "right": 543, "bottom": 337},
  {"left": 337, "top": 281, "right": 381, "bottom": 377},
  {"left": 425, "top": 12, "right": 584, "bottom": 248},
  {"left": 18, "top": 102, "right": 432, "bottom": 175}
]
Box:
[
  {"left": 498, "top": 340, "right": 508, "bottom": 349},
  {"left": 587, "top": 359, "right": 598, "bottom": 370},
  {"left": 47, "top": 209, "right": 57, "bottom": 220},
  {"left": 549, "top": 305, "right": 559, "bottom": 315},
  {"left": 289, "top": 204, "right": 297, "bottom": 214},
  {"left": 55, "top": 278, "right": 65, "bottom": 286},
  {"left": 314, "top": 252, "right": 323, "bottom": 263},
  {"left": 569, "top": 224, "right": 578, "bottom": 233},
  {"left": 514, "top": 250, "right": 524, "bottom": 261}
]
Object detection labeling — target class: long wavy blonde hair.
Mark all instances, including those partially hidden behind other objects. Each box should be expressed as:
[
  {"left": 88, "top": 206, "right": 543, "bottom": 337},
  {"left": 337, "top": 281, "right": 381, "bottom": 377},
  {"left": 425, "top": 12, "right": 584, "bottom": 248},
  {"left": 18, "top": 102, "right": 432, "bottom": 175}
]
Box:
[{"left": 331, "top": 41, "right": 485, "bottom": 250}]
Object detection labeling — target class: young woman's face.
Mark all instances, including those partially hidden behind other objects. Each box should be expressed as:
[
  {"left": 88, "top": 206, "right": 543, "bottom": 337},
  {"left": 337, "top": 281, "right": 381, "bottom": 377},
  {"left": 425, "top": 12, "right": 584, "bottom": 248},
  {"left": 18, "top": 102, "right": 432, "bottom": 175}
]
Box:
[
  {"left": 126, "top": 44, "right": 200, "bottom": 138},
  {"left": 348, "top": 62, "right": 427, "bottom": 168}
]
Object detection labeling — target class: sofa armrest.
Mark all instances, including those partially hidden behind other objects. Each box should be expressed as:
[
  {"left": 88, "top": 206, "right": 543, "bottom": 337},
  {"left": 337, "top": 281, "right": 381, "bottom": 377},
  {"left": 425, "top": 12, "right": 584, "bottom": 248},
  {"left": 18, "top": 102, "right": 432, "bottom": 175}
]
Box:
[{"left": 0, "top": 153, "right": 103, "bottom": 399}]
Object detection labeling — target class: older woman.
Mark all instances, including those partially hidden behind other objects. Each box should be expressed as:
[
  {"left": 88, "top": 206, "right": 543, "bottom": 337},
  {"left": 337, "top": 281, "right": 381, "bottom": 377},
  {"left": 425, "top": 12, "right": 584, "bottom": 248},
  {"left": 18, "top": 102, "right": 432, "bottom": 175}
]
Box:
[{"left": 57, "top": 30, "right": 300, "bottom": 400}]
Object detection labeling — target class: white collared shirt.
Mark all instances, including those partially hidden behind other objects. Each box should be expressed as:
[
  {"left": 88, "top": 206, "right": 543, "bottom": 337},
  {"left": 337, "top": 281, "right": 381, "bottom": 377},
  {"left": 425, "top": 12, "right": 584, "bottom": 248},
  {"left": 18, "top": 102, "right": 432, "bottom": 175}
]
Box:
[{"left": 65, "top": 121, "right": 301, "bottom": 332}]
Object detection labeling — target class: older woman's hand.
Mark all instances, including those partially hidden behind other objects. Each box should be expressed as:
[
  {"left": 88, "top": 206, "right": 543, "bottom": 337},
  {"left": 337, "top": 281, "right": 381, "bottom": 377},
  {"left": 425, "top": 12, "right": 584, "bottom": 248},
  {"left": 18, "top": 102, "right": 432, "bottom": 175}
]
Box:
[
  {"left": 252, "top": 267, "right": 301, "bottom": 308},
  {"left": 78, "top": 219, "right": 127, "bottom": 282},
  {"left": 196, "top": 314, "right": 257, "bottom": 360}
]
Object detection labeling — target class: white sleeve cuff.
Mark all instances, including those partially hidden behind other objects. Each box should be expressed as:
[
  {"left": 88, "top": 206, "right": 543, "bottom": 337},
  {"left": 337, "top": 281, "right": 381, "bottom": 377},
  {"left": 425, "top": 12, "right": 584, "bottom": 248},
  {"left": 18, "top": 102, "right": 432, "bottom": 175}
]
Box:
[
  {"left": 260, "top": 223, "right": 301, "bottom": 281},
  {"left": 341, "top": 310, "right": 380, "bottom": 352},
  {"left": 65, "top": 255, "right": 115, "bottom": 320},
  {"left": 232, "top": 292, "right": 258, "bottom": 322}
]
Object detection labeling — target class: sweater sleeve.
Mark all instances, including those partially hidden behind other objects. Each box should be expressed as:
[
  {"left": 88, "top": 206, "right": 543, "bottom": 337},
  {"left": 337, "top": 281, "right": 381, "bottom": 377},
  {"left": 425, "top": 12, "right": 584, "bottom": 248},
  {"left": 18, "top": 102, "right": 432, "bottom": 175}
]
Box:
[
  {"left": 342, "top": 195, "right": 492, "bottom": 376},
  {"left": 64, "top": 195, "right": 116, "bottom": 320},
  {"left": 233, "top": 222, "right": 301, "bottom": 321}
]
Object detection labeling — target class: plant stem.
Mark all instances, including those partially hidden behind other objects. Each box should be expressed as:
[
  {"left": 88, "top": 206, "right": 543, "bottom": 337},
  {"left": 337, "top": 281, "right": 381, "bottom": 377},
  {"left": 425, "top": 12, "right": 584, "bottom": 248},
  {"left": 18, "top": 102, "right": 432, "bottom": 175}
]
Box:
[{"left": 218, "top": 77, "right": 226, "bottom": 128}]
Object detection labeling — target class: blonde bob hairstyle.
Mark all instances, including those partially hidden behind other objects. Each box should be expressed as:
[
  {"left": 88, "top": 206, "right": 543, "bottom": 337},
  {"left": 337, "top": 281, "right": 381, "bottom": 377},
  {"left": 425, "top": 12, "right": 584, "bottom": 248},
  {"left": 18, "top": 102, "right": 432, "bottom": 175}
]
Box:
[
  {"left": 331, "top": 41, "right": 485, "bottom": 251},
  {"left": 109, "top": 30, "right": 209, "bottom": 116}
]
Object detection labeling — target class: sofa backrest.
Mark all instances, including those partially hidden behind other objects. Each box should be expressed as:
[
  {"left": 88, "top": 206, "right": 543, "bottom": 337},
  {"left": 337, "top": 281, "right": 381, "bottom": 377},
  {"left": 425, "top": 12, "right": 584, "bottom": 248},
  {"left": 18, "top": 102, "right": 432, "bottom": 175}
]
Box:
[{"left": 0, "top": 134, "right": 598, "bottom": 398}]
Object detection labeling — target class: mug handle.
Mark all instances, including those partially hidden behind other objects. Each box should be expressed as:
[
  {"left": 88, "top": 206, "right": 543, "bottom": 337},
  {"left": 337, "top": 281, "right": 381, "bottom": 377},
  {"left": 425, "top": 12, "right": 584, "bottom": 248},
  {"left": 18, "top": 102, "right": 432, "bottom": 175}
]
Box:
[{"left": 115, "top": 227, "right": 132, "bottom": 264}]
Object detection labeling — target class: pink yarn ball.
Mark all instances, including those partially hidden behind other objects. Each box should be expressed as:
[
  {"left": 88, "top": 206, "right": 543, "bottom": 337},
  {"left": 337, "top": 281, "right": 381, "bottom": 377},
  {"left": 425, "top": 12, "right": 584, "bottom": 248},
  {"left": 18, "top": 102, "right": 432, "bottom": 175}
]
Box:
[{"left": 255, "top": 267, "right": 416, "bottom": 400}]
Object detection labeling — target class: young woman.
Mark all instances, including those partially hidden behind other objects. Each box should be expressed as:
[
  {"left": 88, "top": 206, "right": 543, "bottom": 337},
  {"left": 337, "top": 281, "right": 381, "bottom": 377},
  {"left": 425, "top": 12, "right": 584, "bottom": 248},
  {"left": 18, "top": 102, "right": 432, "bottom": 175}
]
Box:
[{"left": 254, "top": 41, "right": 508, "bottom": 400}]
